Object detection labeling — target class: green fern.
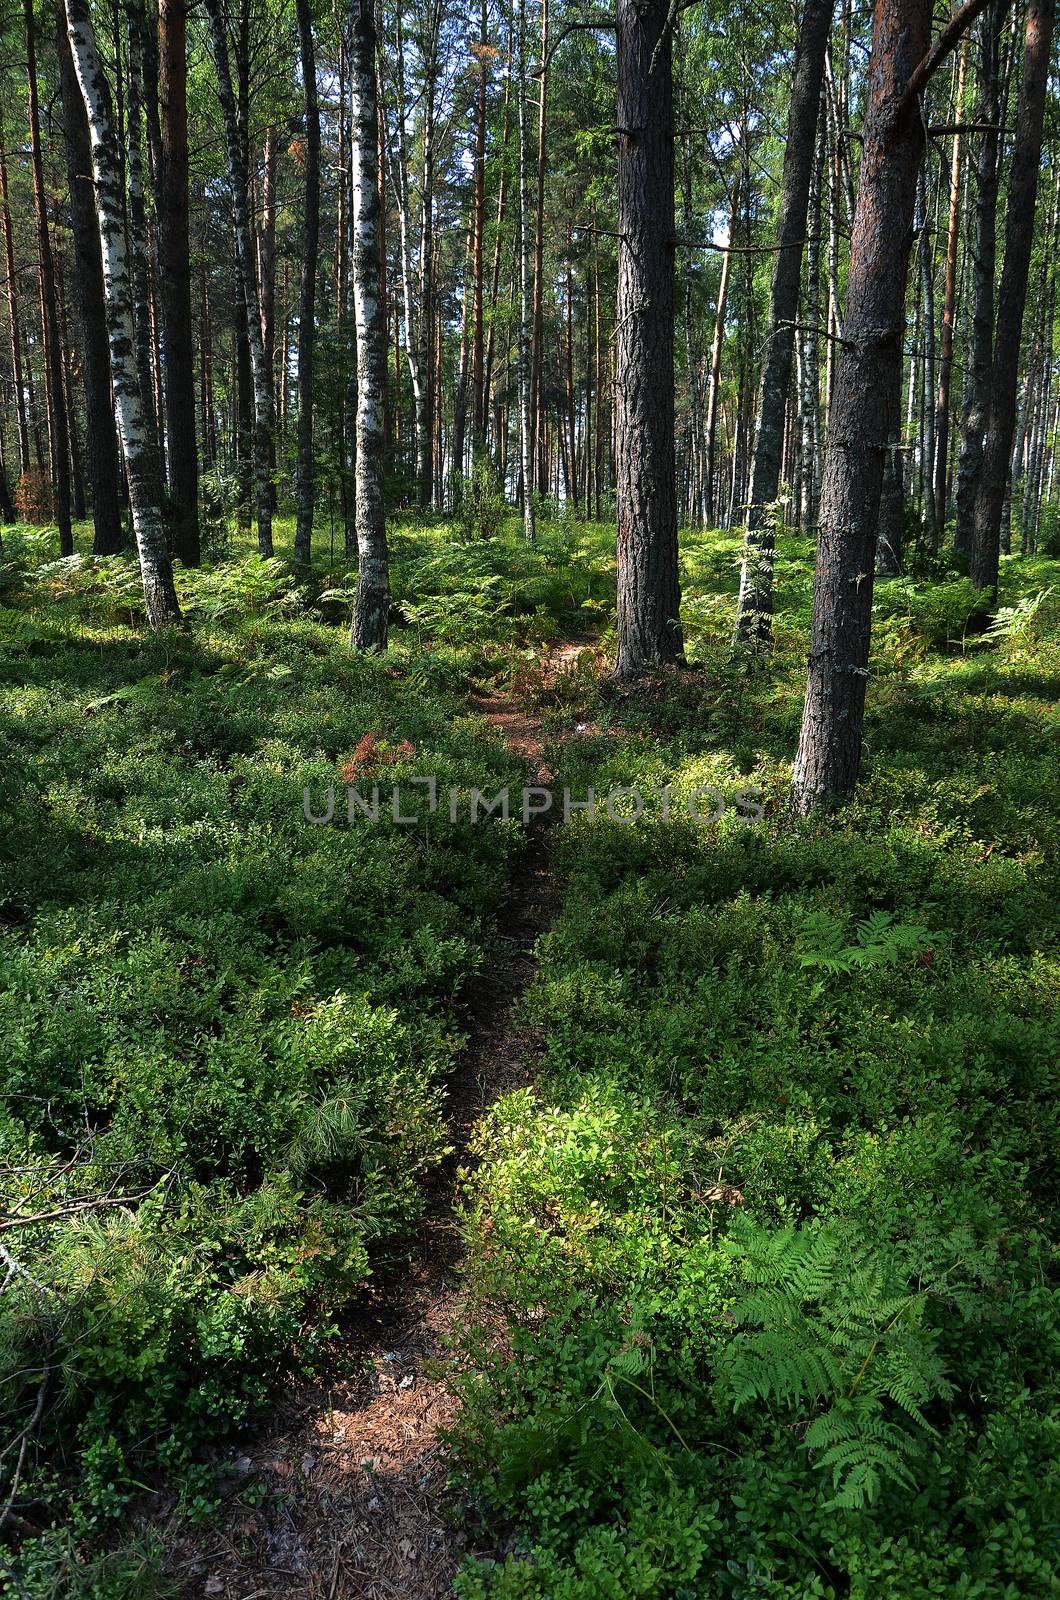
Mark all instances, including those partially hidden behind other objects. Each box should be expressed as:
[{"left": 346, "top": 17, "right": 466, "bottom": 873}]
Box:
[
  {"left": 716, "top": 1219, "right": 959, "bottom": 1508},
  {"left": 799, "top": 909, "right": 931, "bottom": 976}
]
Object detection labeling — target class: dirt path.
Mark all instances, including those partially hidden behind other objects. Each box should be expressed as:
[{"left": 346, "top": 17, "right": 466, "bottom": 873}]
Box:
[{"left": 165, "top": 670, "right": 567, "bottom": 1600}]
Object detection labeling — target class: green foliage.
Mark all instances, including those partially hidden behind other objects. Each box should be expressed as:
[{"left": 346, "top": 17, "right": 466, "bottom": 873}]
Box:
[
  {"left": 0, "top": 521, "right": 528, "bottom": 1574},
  {"left": 458, "top": 454, "right": 508, "bottom": 543},
  {"left": 716, "top": 1217, "right": 976, "bottom": 1508},
  {"left": 447, "top": 532, "right": 1060, "bottom": 1597}
]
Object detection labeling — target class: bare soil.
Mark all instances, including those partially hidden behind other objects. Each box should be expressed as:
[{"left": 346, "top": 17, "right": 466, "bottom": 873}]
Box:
[{"left": 162, "top": 662, "right": 567, "bottom": 1600}]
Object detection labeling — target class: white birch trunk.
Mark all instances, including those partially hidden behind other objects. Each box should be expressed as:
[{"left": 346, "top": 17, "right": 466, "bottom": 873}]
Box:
[
  {"left": 64, "top": 0, "right": 180, "bottom": 630},
  {"left": 349, "top": 0, "right": 389, "bottom": 650},
  {"left": 386, "top": 13, "right": 429, "bottom": 506}
]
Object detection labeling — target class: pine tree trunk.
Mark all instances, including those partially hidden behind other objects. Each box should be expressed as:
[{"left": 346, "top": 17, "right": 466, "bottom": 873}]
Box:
[
  {"left": 799, "top": 109, "right": 826, "bottom": 532},
  {"left": 516, "top": 0, "right": 535, "bottom": 542},
  {"left": 56, "top": 1, "right": 124, "bottom": 554},
  {"left": 733, "top": 0, "right": 832, "bottom": 654},
  {"left": 954, "top": 2, "right": 1002, "bottom": 555},
  {"left": 971, "top": 0, "right": 1055, "bottom": 600},
  {"left": 917, "top": 169, "right": 938, "bottom": 545},
  {"left": 204, "top": 0, "right": 275, "bottom": 556},
  {"left": 471, "top": 0, "right": 488, "bottom": 449},
  {"left": 293, "top": 0, "right": 319, "bottom": 565},
  {"left": 26, "top": 0, "right": 73, "bottom": 555},
  {"left": 0, "top": 122, "right": 31, "bottom": 481},
  {"left": 932, "top": 39, "right": 968, "bottom": 529},
  {"left": 612, "top": 0, "right": 682, "bottom": 679},
  {"left": 531, "top": 0, "right": 548, "bottom": 495},
  {"left": 349, "top": 0, "right": 389, "bottom": 650},
  {"left": 64, "top": 0, "right": 180, "bottom": 628},
  {"left": 126, "top": 5, "right": 162, "bottom": 487},
  {"left": 156, "top": 0, "right": 199, "bottom": 563},
  {"left": 789, "top": 0, "right": 933, "bottom": 815}
]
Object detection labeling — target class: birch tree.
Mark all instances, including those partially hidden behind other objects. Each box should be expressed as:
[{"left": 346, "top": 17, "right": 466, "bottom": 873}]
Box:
[
  {"left": 294, "top": 0, "right": 320, "bottom": 565},
  {"left": 349, "top": 0, "right": 390, "bottom": 650},
  {"left": 63, "top": 0, "right": 181, "bottom": 628}
]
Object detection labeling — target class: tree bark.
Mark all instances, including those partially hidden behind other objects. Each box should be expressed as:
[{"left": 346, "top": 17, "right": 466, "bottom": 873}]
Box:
[
  {"left": 64, "top": 0, "right": 181, "bottom": 627},
  {"left": 789, "top": 0, "right": 933, "bottom": 815},
  {"left": 0, "top": 122, "right": 31, "bottom": 481},
  {"left": 799, "top": 108, "right": 826, "bottom": 532},
  {"left": 733, "top": 0, "right": 832, "bottom": 653},
  {"left": 970, "top": 0, "right": 1055, "bottom": 599},
  {"left": 917, "top": 167, "right": 938, "bottom": 543},
  {"left": 56, "top": 2, "right": 124, "bottom": 553},
  {"left": 26, "top": 0, "right": 74, "bottom": 554},
  {"left": 293, "top": 0, "right": 319, "bottom": 565},
  {"left": 954, "top": 2, "right": 1002, "bottom": 554},
  {"left": 203, "top": 0, "right": 275, "bottom": 556},
  {"left": 932, "top": 37, "right": 968, "bottom": 528},
  {"left": 126, "top": 3, "right": 162, "bottom": 471},
  {"left": 154, "top": 0, "right": 198, "bottom": 562},
  {"left": 516, "top": 0, "right": 535, "bottom": 541},
  {"left": 349, "top": 0, "right": 389, "bottom": 649},
  {"left": 612, "top": 0, "right": 682, "bottom": 678},
  {"left": 704, "top": 172, "right": 739, "bottom": 527},
  {"left": 388, "top": 11, "right": 430, "bottom": 509},
  {"left": 530, "top": 0, "right": 548, "bottom": 495}
]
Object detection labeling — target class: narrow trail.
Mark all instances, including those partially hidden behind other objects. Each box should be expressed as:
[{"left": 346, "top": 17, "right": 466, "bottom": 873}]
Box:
[{"left": 166, "top": 649, "right": 582, "bottom": 1600}]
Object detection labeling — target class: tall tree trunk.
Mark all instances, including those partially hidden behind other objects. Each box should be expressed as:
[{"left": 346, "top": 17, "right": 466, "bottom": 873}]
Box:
[
  {"left": 483, "top": 31, "right": 513, "bottom": 441},
  {"left": 157, "top": 0, "right": 199, "bottom": 563},
  {"left": 917, "top": 168, "right": 938, "bottom": 544},
  {"left": 932, "top": 37, "right": 968, "bottom": 528},
  {"left": 0, "top": 122, "right": 31, "bottom": 481},
  {"left": 733, "top": 0, "right": 832, "bottom": 654},
  {"left": 704, "top": 175, "right": 739, "bottom": 527},
  {"left": 516, "top": 0, "right": 535, "bottom": 541},
  {"left": 612, "top": 0, "right": 682, "bottom": 679},
  {"left": 55, "top": 253, "right": 87, "bottom": 520},
  {"left": 531, "top": 0, "right": 548, "bottom": 494},
  {"left": 451, "top": 212, "right": 473, "bottom": 503},
  {"left": 470, "top": 0, "right": 488, "bottom": 448},
  {"left": 388, "top": 10, "right": 430, "bottom": 510},
  {"left": 259, "top": 127, "right": 279, "bottom": 510},
  {"left": 64, "top": 0, "right": 180, "bottom": 627},
  {"left": 799, "top": 108, "right": 826, "bottom": 532},
  {"left": 203, "top": 0, "right": 275, "bottom": 556},
  {"left": 56, "top": 1, "right": 124, "bottom": 553},
  {"left": 349, "top": 0, "right": 389, "bottom": 649},
  {"left": 127, "top": 7, "right": 160, "bottom": 452},
  {"left": 954, "top": 2, "right": 1002, "bottom": 554},
  {"left": 26, "top": 0, "right": 74, "bottom": 555},
  {"left": 789, "top": 0, "right": 933, "bottom": 815},
  {"left": 293, "top": 0, "right": 319, "bottom": 565},
  {"left": 417, "top": 3, "right": 439, "bottom": 510},
  {"left": 971, "top": 0, "right": 1055, "bottom": 599}
]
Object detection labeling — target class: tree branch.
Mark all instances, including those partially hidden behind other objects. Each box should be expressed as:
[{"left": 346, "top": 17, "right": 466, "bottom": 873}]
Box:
[
  {"left": 893, "top": 0, "right": 1009, "bottom": 127},
  {"left": 531, "top": 18, "right": 615, "bottom": 78}
]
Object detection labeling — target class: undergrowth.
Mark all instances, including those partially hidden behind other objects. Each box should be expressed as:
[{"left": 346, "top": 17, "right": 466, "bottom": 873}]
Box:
[{"left": 1, "top": 518, "right": 1058, "bottom": 1596}]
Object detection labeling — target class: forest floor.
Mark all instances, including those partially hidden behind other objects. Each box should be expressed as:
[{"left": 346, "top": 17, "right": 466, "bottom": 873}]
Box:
[
  {"left": 4, "top": 521, "right": 1058, "bottom": 1600},
  {"left": 161, "top": 645, "right": 581, "bottom": 1600}
]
